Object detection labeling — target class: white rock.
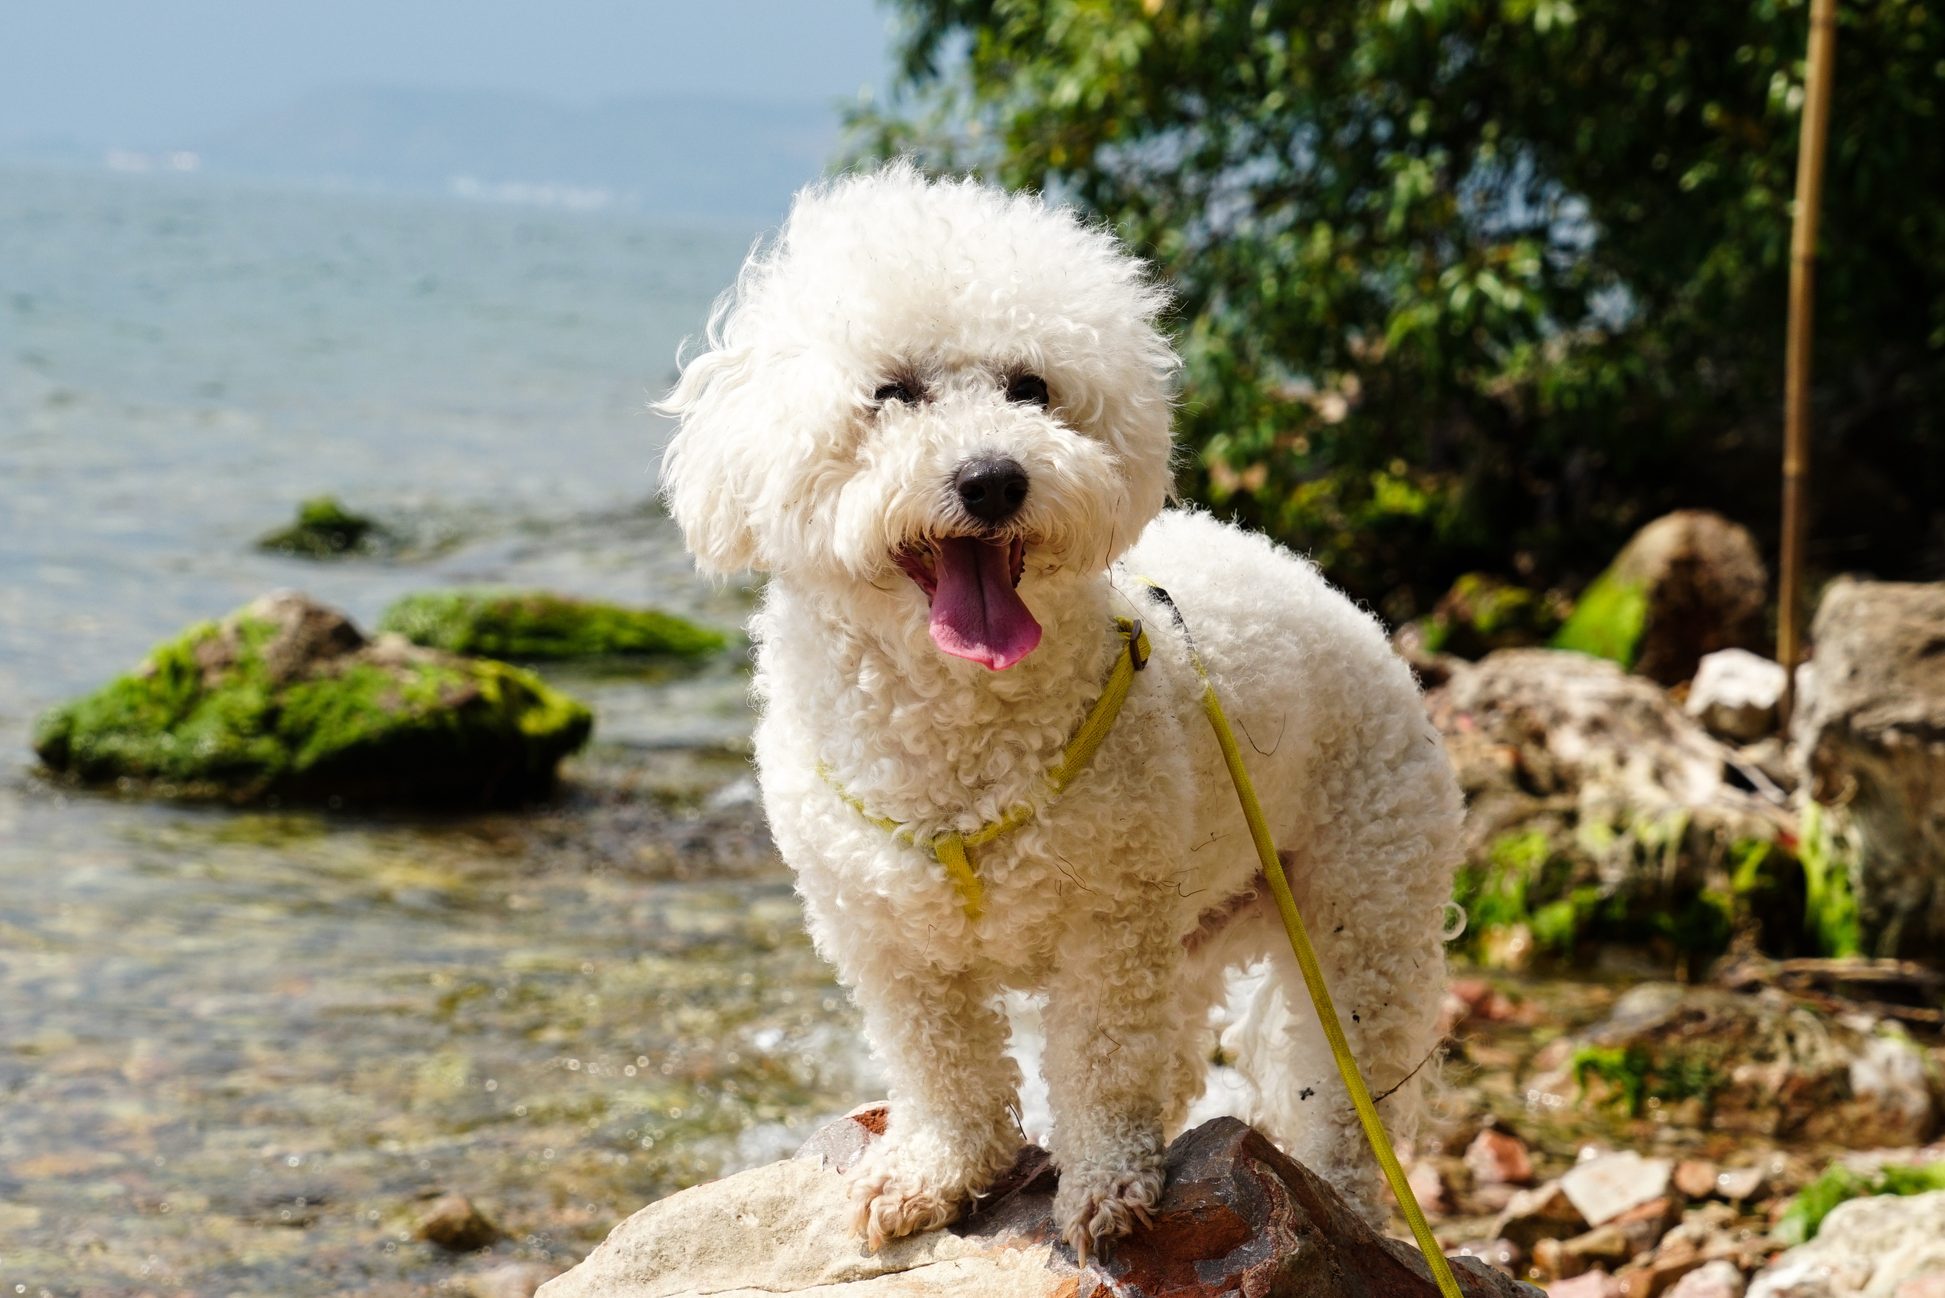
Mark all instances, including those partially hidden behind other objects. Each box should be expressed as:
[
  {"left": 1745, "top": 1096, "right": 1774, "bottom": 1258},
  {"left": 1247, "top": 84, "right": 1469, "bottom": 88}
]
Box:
[
  {"left": 1687, "top": 649, "right": 1787, "bottom": 743},
  {"left": 1560, "top": 1150, "right": 1673, "bottom": 1227},
  {"left": 1747, "top": 1191, "right": 1945, "bottom": 1298}
]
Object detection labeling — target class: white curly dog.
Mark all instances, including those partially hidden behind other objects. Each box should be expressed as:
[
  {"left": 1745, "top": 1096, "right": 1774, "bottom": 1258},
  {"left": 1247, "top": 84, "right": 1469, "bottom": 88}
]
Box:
[{"left": 659, "top": 164, "right": 1462, "bottom": 1261}]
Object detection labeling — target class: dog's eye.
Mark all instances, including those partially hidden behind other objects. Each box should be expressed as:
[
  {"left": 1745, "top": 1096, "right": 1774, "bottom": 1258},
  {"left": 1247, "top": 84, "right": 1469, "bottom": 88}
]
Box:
[
  {"left": 1006, "top": 373, "right": 1051, "bottom": 408},
  {"left": 873, "top": 379, "right": 921, "bottom": 406}
]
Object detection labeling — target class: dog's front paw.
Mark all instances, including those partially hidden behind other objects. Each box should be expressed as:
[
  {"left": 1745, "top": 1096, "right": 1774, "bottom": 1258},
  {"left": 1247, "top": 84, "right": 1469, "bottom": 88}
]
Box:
[
  {"left": 846, "top": 1141, "right": 997, "bottom": 1251},
  {"left": 1054, "top": 1158, "right": 1165, "bottom": 1265}
]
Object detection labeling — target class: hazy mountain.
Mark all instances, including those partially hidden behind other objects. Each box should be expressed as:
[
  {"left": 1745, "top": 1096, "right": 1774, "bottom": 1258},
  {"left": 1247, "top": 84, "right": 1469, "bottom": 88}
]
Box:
[{"left": 189, "top": 84, "right": 844, "bottom": 220}]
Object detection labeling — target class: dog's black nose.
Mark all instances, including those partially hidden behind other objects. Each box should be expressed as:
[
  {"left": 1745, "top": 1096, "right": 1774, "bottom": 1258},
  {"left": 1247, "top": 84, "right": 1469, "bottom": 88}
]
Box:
[{"left": 953, "top": 457, "right": 1030, "bottom": 525}]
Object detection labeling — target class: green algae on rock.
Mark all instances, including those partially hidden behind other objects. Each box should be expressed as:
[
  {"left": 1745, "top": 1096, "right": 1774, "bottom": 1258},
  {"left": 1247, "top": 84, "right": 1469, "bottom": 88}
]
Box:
[
  {"left": 256, "top": 496, "right": 398, "bottom": 559},
  {"left": 378, "top": 589, "right": 729, "bottom": 661},
  {"left": 33, "top": 593, "right": 591, "bottom": 804}
]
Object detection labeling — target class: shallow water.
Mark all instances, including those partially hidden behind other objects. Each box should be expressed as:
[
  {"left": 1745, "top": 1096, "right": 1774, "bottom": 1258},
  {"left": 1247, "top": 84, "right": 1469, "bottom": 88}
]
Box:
[{"left": 0, "top": 163, "right": 883, "bottom": 1296}]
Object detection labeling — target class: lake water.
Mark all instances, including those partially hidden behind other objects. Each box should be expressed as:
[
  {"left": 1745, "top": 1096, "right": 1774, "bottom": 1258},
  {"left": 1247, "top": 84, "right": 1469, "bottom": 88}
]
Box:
[{"left": 0, "top": 163, "right": 876, "bottom": 1296}]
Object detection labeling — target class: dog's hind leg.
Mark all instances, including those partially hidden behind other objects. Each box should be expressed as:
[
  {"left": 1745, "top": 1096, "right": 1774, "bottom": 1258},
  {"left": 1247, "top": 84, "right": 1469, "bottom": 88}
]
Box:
[{"left": 844, "top": 959, "right": 1023, "bottom": 1249}]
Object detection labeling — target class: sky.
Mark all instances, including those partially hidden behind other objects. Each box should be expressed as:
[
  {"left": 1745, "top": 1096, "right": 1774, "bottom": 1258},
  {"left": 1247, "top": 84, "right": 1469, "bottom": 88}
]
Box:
[{"left": 0, "top": 0, "right": 899, "bottom": 146}]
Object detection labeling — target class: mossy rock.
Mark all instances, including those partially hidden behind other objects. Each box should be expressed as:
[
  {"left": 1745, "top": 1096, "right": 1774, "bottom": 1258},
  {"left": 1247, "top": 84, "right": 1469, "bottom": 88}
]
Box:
[
  {"left": 257, "top": 496, "right": 397, "bottom": 559},
  {"left": 1550, "top": 510, "right": 1766, "bottom": 684},
  {"left": 1550, "top": 568, "right": 1650, "bottom": 668},
  {"left": 1776, "top": 1160, "right": 1945, "bottom": 1245},
  {"left": 1416, "top": 572, "right": 1565, "bottom": 659},
  {"left": 377, "top": 589, "right": 729, "bottom": 661},
  {"left": 33, "top": 594, "right": 592, "bottom": 804}
]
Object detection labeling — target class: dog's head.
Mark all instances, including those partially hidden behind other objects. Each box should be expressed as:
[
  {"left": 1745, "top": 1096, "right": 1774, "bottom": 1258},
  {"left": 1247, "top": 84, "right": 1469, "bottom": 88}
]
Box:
[{"left": 659, "top": 163, "right": 1177, "bottom": 670}]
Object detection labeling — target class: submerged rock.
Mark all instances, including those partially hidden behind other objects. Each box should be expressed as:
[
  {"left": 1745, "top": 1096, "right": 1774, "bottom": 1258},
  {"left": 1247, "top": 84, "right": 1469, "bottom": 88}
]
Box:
[
  {"left": 256, "top": 495, "right": 397, "bottom": 558},
  {"left": 379, "top": 589, "right": 729, "bottom": 661},
  {"left": 540, "top": 1110, "right": 1540, "bottom": 1297},
  {"left": 1796, "top": 579, "right": 1945, "bottom": 958},
  {"left": 33, "top": 593, "right": 591, "bottom": 804},
  {"left": 415, "top": 1192, "right": 504, "bottom": 1252},
  {"left": 1552, "top": 511, "right": 1767, "bottom": 685},
  {"left": 1529, "top": 984, "right": 1939, "bottom": 1149}
]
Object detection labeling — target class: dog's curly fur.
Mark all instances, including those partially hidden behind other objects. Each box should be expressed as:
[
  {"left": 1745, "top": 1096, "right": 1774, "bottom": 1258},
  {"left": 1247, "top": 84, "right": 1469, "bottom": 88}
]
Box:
[{"left": 659, "top": 164, "right": 1463, "bottom": 1259}]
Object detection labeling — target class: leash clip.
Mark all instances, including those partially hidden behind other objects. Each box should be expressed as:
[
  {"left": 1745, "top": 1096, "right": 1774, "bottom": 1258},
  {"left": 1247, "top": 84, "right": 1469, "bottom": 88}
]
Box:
[{"left": 1128, "top": 619, "right": 1149, "bottom": 671}]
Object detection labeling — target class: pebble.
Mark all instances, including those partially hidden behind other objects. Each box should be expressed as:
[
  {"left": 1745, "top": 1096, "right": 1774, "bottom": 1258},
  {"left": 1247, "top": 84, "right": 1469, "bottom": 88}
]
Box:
[
  {"left": 1714, "top": 1166, "right": 1767, "bottom": 1202},
  {"left": 1674, "top": 1160, "right": 1720, "bottom": 1201},
  {"left": 1407, "top": 1158, "right": 1451, "bottom": 1216},
  {"left": 1563, "top": 1152, "right": 1675, "bottom": 1228},
  {"left": 414, "top": 1193, "right": 503, "bottom": 1252},
  {"left": 1550, "top": 1271, "right": 1618, "bottom": 1298},
  {"left": 456, "top": 1261, "right": 559, "bottom": 1298},
  {"left": 1469, "top": 1127, "right": 1536, "bottom": 1187},
  {"left": 1495, "top": 1180, "right": 1591, "bottom": 1250},
  {"left": 1667, "top": 1260, "right": 1747, "bottom": 1298}
]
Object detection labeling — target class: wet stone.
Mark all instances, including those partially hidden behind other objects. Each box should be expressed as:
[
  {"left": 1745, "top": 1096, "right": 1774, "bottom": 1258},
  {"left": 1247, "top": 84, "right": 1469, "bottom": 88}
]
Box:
[{"left": 415, "top": 1193, "right": 504, "bottom": 1252}]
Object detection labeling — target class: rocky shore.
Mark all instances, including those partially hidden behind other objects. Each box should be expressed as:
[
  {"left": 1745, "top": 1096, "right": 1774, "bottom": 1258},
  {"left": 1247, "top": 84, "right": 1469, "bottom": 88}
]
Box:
[{"left": 15, "top": 505, "right": 1944, "bottom": 1297}]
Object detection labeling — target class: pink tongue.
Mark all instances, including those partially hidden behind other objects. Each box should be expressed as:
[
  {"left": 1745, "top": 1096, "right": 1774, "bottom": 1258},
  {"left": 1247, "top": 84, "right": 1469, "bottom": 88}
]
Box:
[{"left": 928, "top": 537, "right": 1042, "bottom": 670}]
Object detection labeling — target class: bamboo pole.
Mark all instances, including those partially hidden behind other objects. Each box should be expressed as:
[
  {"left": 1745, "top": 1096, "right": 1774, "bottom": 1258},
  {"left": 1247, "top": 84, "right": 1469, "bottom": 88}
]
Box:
[{"left": 1778, "top": 0, "right": 1838, "bottom": 729}]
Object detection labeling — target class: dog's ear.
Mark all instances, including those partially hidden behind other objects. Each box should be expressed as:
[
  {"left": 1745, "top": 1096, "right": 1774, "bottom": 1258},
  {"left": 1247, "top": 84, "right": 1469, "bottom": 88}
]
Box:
[{"left": 657, "top": 341, "right": 767, "bottom": 575}]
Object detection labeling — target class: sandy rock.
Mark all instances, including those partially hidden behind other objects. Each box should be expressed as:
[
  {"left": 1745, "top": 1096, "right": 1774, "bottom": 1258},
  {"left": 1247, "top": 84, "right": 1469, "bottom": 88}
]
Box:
[
  {"left": 1552, "top": 510, "right": 1768, "bottom": 686},
  {"left": 1530, "top": 984, "right": 1939, "bottom": 1148},
  {"left": 540, "top": 1115, "right": 1543, "bottom": 1297},
  {"left": 1687, "top": 650, "right": 1788, "bottom": 744},
  {"left": 415, "top": 1193, "right": 503, "bottom": 1252},
  {"left": 1748, "top": 1191, "right": 1945, "bottom": 1298},
  {"left": 1796, "top": 579, "right": 1945, "bottom": 957},
  {"left": 1669, "top": 1261, "right": 1747, "bottom": 1298},
  {"left": 1550, "top": 1272, "right": 1619, "bottom": 1298},
  {"left": 1895, "top": 1273, "right": 1945, "bottom": 1298},
  {"left": 1470, "top": 1128, "right": 1537, "bottom": 1188}
]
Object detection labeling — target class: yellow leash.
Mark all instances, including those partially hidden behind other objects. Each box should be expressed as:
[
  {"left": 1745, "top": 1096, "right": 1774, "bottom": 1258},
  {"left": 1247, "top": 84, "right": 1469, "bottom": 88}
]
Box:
[
  {"left": 1147, "top": 582, "right": 1464, "bottom": 1298},
  {"left": 826, "top": 597, "right": 1462, "bottom": 1295}
]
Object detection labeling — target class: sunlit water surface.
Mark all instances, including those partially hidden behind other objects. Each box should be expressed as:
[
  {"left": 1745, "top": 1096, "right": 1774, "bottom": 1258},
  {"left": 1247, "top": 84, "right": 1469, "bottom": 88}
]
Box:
[{"left": 0, "top": 163, "right": 878, "bottom": 1296}]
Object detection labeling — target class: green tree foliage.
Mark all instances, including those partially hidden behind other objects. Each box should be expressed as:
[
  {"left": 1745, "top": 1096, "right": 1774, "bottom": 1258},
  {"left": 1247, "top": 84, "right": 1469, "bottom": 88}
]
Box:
[{"left": 851, "top": 0, "right": 1944, "bottom": 619}]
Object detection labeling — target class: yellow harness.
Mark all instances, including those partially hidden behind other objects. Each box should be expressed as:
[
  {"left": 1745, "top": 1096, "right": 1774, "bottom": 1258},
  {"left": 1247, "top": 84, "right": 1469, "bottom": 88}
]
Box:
[
  {"left": 821, "top": 616, "right": 1152, "bottom": 922},
  {"left": 823, "top": 590, "right": 1463, "bottom": 1298}
]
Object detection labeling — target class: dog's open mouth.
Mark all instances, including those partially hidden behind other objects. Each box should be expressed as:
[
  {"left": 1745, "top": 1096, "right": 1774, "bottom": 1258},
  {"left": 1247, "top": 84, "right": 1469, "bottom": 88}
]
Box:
[{"left": 895, "top": 535, "right": 1041, "bottom": 671}]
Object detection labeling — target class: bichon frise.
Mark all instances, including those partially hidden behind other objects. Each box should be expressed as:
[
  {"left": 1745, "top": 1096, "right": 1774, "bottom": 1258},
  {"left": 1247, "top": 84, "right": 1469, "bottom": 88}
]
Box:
[{"left": 659, "top": 164, "right": 1462, "bottom": 1260}]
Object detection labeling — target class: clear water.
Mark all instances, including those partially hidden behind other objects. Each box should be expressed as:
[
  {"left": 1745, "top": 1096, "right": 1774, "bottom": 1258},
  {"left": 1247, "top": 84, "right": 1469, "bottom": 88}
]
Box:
[{"left": 0, "top": 163, "right": 876, "bottom": 1296}]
